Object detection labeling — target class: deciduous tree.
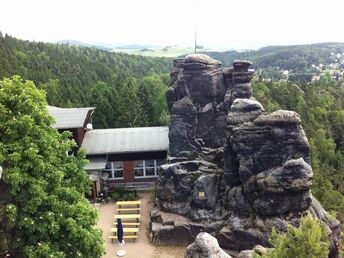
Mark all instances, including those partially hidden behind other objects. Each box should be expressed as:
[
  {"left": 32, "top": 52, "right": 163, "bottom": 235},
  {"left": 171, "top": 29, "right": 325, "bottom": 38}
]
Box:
[{"left": 0, "top": 76, "right": 104, "bottom": 258}]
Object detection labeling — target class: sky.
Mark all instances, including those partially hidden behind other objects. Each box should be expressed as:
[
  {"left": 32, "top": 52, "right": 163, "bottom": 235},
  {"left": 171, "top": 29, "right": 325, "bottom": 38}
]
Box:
[{"left": 1, "top": 0, "right": 344, "bottom": 50}]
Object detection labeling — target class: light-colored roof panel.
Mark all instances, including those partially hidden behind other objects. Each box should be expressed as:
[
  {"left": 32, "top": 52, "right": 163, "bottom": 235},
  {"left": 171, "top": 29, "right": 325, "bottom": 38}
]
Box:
[
  {"left": 85, "top": 156, "right": 107, "bottom": 171},
  {"left": 48, "top": 106, "right": 94, "bottom": 129},
  {"left": 81, "top": 127, "right": 169, "bottom": 155}
]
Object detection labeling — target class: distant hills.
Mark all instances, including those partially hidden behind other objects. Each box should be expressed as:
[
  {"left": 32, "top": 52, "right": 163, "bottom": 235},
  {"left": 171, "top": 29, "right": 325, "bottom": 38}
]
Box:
[
  {"left": 56, "top": 40, "right": 165, "bottom": 53},
  {"left": 55, "top": 39, "right": 228, "bottom": 58},
  {"left": 56, "top": 39, "right": 112, "bottom": 51},
  {"left": 107, "top": 41, "right": 344, "bottom": 81},
  {"left": 205, "top": 42, "right": 344, "bottom": 68},
  {"left": 204, "top": 42, "right": 344, "bottom": 81},
  {"left": 2, "top": 32, "right": 344, "bottom": 85},
  {"left": 55, "top": 40, "right": 344, "bottom": 82}
]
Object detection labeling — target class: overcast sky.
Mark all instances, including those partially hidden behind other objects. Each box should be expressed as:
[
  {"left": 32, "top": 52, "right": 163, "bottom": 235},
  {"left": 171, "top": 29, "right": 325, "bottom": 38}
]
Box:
[{"left": 1, "top": 0, "right": 343, "bottom": 49}]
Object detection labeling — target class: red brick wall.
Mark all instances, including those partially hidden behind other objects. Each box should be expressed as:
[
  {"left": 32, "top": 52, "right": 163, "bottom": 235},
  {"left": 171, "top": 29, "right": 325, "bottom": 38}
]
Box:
[{"left": 124, "top": 161, "right": 134, "bottom": 182}]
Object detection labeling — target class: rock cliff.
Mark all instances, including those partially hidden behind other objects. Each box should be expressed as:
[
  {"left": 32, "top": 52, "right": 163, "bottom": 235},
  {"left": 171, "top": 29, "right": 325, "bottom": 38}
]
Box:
[{"left": 150, "top": 54, "right": 340, "bottom": 257}]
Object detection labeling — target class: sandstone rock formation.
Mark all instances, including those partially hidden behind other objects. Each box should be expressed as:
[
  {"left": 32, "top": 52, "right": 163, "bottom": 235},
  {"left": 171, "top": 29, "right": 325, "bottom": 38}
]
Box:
[
  {"left": 151, "top": 54, "right": 340, "bottom": 257},
  {"left": 184, "top": 232, "right": 232, "bottom": 258}
]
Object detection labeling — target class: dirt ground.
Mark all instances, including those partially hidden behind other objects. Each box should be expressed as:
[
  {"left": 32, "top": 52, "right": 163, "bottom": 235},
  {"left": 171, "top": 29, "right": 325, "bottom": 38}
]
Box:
[{"left": 95, "top": 192, "right": 187, "bottom": 258}]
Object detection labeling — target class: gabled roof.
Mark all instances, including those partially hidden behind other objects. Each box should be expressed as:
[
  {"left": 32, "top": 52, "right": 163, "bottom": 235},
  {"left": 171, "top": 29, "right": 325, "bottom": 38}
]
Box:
[
  {"left": 81, "top": 127, "right": 169, "bottom": 155},
  {"left": 48, "top": 106, "right": 95, "bottom": 129},
  {"left": 85, "top": 156, "right": 107, "bottom": 171}
]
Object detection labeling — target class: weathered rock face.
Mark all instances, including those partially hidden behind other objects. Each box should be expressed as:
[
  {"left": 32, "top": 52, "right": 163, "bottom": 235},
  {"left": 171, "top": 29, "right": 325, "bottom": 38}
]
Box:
[
  {"left": 184, "top": 232, "right": 232, "bottom": 258},
  {"left": 230, "top": 110, "right": 313, "bottom": 216},
  {"left": 151, "top": 54, "right": 340, "bottom": 257}
]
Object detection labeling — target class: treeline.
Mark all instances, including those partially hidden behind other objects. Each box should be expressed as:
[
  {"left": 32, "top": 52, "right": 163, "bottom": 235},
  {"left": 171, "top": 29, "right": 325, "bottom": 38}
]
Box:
[
  {"left": 208, "top": 43, "right": 344, "bottom": 70},
  {"left": 0, "top": 32, "right": 172, "bottom": 128},
  {"left": 206, "top": 42, "right": 344, "bottom": 81},
  {"left": 252, "top": 78, "right": 344, "bottom": 222}
]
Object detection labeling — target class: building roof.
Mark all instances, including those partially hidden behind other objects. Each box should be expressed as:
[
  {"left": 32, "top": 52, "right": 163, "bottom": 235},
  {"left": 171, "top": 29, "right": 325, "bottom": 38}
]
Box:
[
  {"left": 85, "top": 156, "right": 107, "bottom": 171},
  {"left": 81, "top": 127, "right": 169, "bottom": 155},
  {"left": 48, "top": 106, "right": 95, "bottom": 129}
]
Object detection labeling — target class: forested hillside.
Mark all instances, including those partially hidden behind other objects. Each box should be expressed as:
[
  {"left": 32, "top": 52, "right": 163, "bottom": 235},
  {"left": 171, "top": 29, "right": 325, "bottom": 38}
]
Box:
[
  {"left": 207, "top": 43, "right": 344, "bottom": 82},
  {"left": 252, "top": 78, "right": 344, "bottom": 223},
  {"left": 0, "top": 32, "right": 172, "bottom": 128}
]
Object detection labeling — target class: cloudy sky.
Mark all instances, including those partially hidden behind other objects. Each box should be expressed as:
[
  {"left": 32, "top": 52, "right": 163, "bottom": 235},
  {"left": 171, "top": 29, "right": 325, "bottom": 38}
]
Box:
[{"left": 1, "top": 0, "right": 343, "bottom": 49}]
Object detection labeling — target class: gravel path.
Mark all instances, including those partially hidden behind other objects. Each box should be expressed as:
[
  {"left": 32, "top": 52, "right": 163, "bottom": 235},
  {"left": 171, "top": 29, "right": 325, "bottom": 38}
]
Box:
[{"left": 96, "top": 192, "right": 186, "bottom": 258}]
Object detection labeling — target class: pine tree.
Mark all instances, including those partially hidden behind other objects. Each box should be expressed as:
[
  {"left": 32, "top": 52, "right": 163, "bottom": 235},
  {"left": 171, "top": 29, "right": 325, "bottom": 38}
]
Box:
[
  {"left": 256, "top": 215, "right": 330, "bottom": 258},
  {"left": 117, "top": 80, "right": 148, "bottom": 128}
]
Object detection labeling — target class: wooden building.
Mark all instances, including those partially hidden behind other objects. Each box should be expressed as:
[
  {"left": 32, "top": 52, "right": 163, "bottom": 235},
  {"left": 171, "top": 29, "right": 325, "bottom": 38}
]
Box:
[
  {"left": 81, "top": 127, "right": 168, "bottom": 197},
  {"left": 48, "top": 106, "right": 95, "bottom": 148},
  {"left": 48, "top": 106, "right": 168, "bottom": 198}
]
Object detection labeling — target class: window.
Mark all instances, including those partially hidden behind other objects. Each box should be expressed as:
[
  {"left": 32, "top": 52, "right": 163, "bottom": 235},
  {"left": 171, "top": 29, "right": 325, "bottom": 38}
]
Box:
[
  {"left": 145, "top": 160, "right": 155, "bottom": 177},
  {"left": 134, "top": 160, "right": 144, "bottom": 177},
  {"left": 103, "top": 162, "right": 112, "bottom": 179},
  {"left": 134, "top": 159, "right": 164, "bottom": 178},
  {"left": 113, "top": 161, "right": 124, "bottom": 179},
  {"left": 103, "top": 161, "right": 124, "bottom": 180}
]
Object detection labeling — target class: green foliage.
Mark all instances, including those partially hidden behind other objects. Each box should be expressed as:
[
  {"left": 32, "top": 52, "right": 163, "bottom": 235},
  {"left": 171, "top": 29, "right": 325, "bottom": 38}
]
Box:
[
  {"left": 0, "top": 77, "right": 104, "bottom": 257},
  {"left": 158, "top": 110, "right": 170, "bottom": 126},
  {"left": 111, "top": 192, "right": 121, "bottom": 201},
  {"left": 117, "top": 80, "right": 149, "bottom": 127},
  {"left": 256, "top": 215, "right": 330, "bottom": 258},
  {"left": 138, "top": 75, "right": 168, "bottom": 126},
  {"left": 0, "top": 33, "right": 171, "bottom": 129},
  {"left": 111, "top": 189, "right": 137, "bottom": 201}
]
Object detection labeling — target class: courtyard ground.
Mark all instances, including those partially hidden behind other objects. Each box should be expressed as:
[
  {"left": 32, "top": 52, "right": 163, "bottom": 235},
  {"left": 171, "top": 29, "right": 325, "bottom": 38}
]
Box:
[{"left": 96, "top": 191, "right": 186, "bottom": 258}]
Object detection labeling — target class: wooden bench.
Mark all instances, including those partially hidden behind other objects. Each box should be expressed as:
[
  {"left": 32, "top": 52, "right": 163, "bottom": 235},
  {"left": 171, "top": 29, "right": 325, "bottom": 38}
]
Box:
[
  {"left": 110, "top": 227, "right": 139, "bottom": 243},
  {"left": 114, "top": 222, "right": 140, "bottom": 227},
  {"left": 111, "top": 228, "right": 139, "bottom": 234},
  {"left": 117, "top": 207, "right": 141, "bottom": 214},
  {"left": 114, "top": 214, "right": 141, "bottom": 222},
  {"left": 116, "top": 200, "right": 141, "bottom": 208},
  {"left": 109, "top": 235, "right": 138, "bottom": 243}
]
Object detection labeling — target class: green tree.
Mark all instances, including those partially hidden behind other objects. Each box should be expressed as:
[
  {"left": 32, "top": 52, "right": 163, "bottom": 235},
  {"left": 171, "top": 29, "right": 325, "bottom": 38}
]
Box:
[
  {"left": 39, "top": 79, "right": 62, "bottom": 106},
  {"left": 158, "top": 110, "right": 170, "bottom": 126},
  {"left": 257, "top": 215, "right": 330, "bottom": 258},
  {"left": 329, "top": 110, "right": 344, "bottom": 152},
  {"left": 0, "top": 32, "right": 172, "bottom": 129},
  {"left": 117, "top": 80, "right": 148, "bottom": 127},
  {"left": 87, "top": 81, "right": 118, "bottom": 128},
  {"left": 0, "top": 76, "right": 104, "bottom": 258},
  {"left": 138, "top": 75, "right": 168, "bottom": 126}
]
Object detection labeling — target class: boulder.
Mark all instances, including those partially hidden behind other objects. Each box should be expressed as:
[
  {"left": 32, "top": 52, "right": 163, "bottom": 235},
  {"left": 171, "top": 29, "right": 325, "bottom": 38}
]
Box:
[
  {"left": 151, "top": 209, "right": 223, "bottom": 246},
  {"left": 156, "top": 161, "right": 224, "bottom": 220},
  {"left": 237, "top": 250, "right": 254, "bottom": 258},
  {"left": 184, "top": 232, "right": 232, "bottom": 258},
  {"left": 237, "top": 245, "right": 268, "bottom": 258}
]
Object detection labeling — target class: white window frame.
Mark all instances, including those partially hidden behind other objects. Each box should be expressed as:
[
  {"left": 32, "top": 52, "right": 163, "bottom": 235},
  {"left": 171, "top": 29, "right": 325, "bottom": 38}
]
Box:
[
  {"left": 134, "top": 159, "right": 159, "bottom": 179},
  {"left": 104, "top": 161, "right": 124, "bottom": 180},
  {"left": 113, "top": 161, "right": 124, "bottom": 180},
  {"left": 134, "top": 160, "right": 146, "bottom": 178}
]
